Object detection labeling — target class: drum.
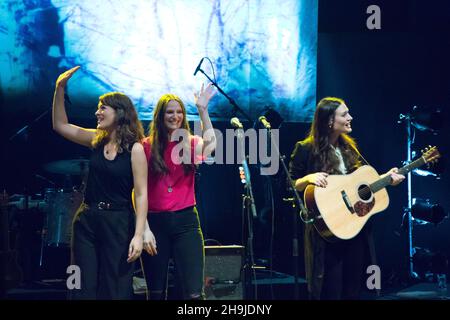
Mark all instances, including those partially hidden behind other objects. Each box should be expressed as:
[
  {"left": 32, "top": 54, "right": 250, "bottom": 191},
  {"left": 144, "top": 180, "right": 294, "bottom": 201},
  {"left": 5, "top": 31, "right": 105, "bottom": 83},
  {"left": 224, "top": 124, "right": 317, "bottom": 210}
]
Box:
[
  {"left": 44, "top": 188, "right": 83, "bottom": 247},
  {"left": 8, "top": 194, "right": 47, "bottom": 211}
]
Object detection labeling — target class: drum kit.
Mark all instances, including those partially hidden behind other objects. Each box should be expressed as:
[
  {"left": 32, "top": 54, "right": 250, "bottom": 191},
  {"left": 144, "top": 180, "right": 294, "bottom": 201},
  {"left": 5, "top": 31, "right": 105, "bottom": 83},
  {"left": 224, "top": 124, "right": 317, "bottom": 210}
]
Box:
[{"left": 8, "top": 159, "right": 88, "bottom": 249}]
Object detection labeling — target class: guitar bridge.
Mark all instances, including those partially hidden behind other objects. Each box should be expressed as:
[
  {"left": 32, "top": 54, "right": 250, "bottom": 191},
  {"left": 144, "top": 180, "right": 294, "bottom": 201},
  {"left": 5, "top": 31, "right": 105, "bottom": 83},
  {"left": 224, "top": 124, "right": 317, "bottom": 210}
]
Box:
[{"left": 341, "top": 190, "right": 355, "bottom": 214}]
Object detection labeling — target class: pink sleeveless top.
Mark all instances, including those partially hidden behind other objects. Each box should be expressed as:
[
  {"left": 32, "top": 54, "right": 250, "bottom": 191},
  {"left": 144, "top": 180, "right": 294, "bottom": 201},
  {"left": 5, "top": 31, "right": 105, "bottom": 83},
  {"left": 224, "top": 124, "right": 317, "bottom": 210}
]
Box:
[{"left": 143, "top": 136, "right": 203, "bottom": 213}]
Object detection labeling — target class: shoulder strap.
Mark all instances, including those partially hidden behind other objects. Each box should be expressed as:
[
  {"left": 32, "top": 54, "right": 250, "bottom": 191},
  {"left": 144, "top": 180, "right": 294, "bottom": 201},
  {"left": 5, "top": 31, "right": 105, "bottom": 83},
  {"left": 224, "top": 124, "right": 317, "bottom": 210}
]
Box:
[{"left": 355, "top": 148, "right": 371, "bottom": 166}]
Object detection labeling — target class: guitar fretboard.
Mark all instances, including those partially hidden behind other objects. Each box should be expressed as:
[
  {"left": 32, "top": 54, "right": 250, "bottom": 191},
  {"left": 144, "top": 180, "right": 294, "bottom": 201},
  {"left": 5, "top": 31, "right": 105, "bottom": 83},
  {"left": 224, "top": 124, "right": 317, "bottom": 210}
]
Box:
[{"left": 370, "top": 156, "right": 427, "bottom": 192}]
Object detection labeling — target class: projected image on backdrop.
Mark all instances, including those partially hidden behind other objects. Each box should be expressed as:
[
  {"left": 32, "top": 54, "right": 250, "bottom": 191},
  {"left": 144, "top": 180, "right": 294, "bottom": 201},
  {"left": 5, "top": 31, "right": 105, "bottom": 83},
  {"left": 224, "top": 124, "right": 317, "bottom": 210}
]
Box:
[{"left": 0, "top": 0, "right": 317, "bottom": 122}]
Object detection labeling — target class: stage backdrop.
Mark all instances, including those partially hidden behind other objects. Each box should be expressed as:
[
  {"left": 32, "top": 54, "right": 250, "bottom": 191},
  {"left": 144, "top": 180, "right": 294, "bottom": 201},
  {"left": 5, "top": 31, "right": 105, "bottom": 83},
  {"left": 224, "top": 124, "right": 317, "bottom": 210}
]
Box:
[{"left": 0, "top": 0, "right": 317, "bottom": 122}]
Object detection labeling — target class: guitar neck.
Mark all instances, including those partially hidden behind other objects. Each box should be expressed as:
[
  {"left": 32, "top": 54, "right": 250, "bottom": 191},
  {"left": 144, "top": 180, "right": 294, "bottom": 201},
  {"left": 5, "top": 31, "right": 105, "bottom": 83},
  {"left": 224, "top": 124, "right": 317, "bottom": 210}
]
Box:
[{"left": 370, "top": 156, "right": 427, "bottom": 192}]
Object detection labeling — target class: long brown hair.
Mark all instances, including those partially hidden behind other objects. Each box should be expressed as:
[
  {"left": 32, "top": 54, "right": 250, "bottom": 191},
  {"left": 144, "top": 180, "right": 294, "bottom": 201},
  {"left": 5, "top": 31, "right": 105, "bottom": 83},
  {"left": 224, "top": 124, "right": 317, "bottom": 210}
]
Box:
[
  {"left": 148, "top": 93, "right": 194, "bottom": 175},
  {"left": 92, "top": 92, "right": 144, "bottom": 152},
  {"left": 305, "top": 97, "right": 361, "bottom": 173}
]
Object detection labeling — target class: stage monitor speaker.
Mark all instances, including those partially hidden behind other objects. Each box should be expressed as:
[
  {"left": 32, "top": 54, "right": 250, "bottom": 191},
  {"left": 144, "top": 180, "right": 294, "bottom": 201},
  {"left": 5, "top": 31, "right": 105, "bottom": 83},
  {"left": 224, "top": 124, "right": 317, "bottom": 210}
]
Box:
[{"left": 204, "top": 245, "right": 244, "bottom": 300}]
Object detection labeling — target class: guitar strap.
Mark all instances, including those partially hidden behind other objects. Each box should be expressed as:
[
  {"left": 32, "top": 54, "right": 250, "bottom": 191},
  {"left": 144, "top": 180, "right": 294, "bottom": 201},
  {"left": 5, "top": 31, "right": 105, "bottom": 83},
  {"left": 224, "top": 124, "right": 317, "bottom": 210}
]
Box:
[{"left": 355, "top": 148, "right": 371, "bottom": 167}]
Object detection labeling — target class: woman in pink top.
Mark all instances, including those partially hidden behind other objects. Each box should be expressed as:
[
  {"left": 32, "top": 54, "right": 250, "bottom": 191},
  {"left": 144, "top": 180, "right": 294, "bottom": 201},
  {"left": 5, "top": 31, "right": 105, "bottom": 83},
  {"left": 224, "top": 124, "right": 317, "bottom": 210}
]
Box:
[{"left": 142, "top": 84, "right": 217, "bottom": 300}]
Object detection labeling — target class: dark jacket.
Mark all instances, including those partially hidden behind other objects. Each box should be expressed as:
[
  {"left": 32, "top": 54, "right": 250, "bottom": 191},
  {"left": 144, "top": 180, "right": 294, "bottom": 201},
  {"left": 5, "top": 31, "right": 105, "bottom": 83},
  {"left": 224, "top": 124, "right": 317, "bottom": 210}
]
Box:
[{"left": 289, "top": 140, "right": 378, "bottom": 299}]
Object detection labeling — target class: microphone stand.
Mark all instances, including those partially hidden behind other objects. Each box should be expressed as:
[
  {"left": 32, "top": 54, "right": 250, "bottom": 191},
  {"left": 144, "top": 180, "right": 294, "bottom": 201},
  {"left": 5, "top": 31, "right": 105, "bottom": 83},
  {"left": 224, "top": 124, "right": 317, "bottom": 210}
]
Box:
[
  {"left": 236, "top": 126, "right": 258, "bottom": 300},
  {"left": 263, "top": 126, "right": 312, "bottom": 300},
  {"left": 196, "top": 68, "right": 252, "bottom": 122},
  {"left": 197, "top": 63, "right": 256, "bottom": 297},
  {"left": 398, "top": 113, "right": 419, "bottom": 280},
  {"left": 8, "top": 108, "right": 51, "bottom": 142},
  {"left": 7, "top": 107, "right": 52, "bottom": 275}
]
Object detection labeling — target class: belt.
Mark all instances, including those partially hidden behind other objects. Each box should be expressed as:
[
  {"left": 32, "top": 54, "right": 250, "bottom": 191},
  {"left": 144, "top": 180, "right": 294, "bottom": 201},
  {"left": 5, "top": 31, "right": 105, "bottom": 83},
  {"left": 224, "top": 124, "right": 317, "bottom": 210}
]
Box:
[
  {"left": 86, "top": 201, "right": 131, "bottom": 211},
  {"left": 149, "top": 206, "right": 196, "bottom": 214}
]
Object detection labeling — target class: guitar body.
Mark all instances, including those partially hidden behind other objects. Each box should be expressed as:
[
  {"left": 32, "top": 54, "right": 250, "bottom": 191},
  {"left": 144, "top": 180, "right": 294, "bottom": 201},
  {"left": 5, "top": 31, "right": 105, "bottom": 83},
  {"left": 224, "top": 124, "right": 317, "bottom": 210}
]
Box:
[{"left": 304, "top": 165, "right": 390, "bottom": 242}]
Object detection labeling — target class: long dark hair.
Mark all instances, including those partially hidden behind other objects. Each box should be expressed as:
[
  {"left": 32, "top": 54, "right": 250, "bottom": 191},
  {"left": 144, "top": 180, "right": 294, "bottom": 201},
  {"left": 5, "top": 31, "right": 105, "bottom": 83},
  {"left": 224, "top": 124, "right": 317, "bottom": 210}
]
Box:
[
  {"left": 148, "top": 93, "right": 194, "bottom": 175},
  {"left": 92, "top": 92, "right": 144, "bottom": 152},
  {"left": 305, "top": 97, "right": 361, "bottom": 173}
]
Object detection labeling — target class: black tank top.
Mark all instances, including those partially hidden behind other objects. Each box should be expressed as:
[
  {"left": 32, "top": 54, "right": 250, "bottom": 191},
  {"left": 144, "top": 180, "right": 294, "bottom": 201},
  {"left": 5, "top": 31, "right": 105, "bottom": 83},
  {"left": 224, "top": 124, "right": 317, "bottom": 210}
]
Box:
[{"left": 84, "top": 145, "right": 133, "bottom": 206}]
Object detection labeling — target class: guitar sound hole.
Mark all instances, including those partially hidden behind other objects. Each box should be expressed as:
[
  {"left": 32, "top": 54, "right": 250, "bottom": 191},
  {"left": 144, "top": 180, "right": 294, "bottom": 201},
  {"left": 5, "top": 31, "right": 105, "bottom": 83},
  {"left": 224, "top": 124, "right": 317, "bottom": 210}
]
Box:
[{"left": 358, "top": 184, "right": 372, "bottom": 201}]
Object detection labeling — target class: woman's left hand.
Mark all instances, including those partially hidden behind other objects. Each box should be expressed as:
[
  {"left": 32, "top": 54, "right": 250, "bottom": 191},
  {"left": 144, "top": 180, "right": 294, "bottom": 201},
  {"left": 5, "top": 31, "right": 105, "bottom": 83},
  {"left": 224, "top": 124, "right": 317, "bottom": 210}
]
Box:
[
  {"left": 143, "top": 228, "right": 157, "bottom": 256},
  {"left": 127, "top": 235, "right": 143, "bottom": 263},
  {"left": 194, "top": 83, "right": 217, "bottom": 113},
  {"left": 386, "top": 167, "right": 405, "bottom": 186}
]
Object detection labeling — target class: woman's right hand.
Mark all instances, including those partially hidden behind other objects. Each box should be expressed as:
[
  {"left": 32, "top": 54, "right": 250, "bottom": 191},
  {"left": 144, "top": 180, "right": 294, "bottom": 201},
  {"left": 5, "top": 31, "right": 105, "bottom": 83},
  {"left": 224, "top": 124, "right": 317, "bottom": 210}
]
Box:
[
  {"left": 143, "top": 228, "right": 157, "bottom": 256},
  {"left": 56, "top": 66, "right": 80, "bottom": 89},
  {"left": 307, "top": 172, "right": 329, "bottom": 188}
]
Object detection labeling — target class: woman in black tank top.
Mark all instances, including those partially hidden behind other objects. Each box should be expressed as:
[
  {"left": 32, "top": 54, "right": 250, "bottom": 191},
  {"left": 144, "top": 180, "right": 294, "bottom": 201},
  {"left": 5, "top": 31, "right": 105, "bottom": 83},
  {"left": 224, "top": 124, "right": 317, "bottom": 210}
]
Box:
[{"left": 52, "top": 66, "right": 156, "bottom": 299}]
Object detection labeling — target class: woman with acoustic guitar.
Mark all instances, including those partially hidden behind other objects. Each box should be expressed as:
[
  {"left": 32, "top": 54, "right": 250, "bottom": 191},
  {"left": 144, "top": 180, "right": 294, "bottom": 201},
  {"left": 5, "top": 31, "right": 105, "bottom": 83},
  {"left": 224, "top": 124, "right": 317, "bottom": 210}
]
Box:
[{"left": 289, "top": 97, "right": 405, "bottom": 300}]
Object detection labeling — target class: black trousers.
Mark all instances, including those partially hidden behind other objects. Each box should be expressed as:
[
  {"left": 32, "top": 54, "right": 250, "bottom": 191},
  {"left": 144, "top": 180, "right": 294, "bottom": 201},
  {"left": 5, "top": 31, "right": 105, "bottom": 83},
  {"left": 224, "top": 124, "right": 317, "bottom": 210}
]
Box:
[
  {"left": 142, "top": 206, "right": 204, "bottom": 300},
  {"left": 320, "top": 232, "right": 366, "bottom": 300},
  {"left": 69, "top": 203, "right": 135, "bottom": 300}
]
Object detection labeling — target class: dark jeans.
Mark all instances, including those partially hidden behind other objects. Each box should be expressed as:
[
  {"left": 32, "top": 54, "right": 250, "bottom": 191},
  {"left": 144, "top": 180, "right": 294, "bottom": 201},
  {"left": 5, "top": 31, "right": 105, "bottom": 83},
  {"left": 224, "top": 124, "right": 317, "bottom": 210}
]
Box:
[
  {"left": 142, "top": 206, "right": 204, "bottom": 300},
  {"left": 320, "top": 232, "right": 365, "bottom": 300},
  {"left": 69, "top": 203, "right": 135, "bottom": 300}
]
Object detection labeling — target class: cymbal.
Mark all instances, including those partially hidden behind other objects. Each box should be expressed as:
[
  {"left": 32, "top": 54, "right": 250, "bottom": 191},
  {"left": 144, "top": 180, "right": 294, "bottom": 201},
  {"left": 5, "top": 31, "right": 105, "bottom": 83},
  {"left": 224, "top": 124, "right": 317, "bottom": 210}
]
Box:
[{"left": 44, "top": 159, "right": 89, "bottom": 175}]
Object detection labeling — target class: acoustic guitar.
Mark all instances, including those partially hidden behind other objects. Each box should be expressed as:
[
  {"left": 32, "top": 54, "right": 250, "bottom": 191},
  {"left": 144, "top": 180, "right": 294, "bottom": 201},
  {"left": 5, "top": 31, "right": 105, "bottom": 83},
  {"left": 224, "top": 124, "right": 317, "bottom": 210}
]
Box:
[{"left": 304, "top": 146, "right": 440, "bottom": 242}]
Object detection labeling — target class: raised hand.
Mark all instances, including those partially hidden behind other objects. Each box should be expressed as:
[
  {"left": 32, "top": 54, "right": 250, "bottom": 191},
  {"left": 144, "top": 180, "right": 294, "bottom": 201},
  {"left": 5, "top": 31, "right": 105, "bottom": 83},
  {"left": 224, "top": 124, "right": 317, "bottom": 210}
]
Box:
[
  {"left": 194, "top": 83, "right": 217, "bottom": 113},
  {"left": 56, "top": 66, "right": 80, "bottom": 89}
]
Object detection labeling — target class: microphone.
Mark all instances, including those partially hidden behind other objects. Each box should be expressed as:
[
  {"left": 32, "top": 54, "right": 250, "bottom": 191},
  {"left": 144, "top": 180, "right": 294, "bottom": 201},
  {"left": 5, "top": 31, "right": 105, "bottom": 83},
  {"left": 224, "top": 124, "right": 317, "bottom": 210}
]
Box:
[
  {"left": 193, "top": 58, "right": 205, "bottom": 76},
  {"left": 230, "top": 117, "right": 243, "bottom": 129},
  {"left": 258, "top": 116, "right": 271, "bottom": 129}
]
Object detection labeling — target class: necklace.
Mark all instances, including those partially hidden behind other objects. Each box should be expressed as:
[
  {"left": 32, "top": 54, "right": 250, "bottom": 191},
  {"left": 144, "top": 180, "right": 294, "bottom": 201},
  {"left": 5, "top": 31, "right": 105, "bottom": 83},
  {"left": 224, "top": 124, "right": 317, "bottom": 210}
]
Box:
[
  {"left": 162, "top": 141, "right": 185, "bottom": 193},
  {"left": 164, "top": 161, "right": 181, "bottom": 193},
  {"left": 104, "top": 143, "right": 116, "bottom": 156},
  {"left": 164, "top": 168, "right": 174, "bottom": 193}
]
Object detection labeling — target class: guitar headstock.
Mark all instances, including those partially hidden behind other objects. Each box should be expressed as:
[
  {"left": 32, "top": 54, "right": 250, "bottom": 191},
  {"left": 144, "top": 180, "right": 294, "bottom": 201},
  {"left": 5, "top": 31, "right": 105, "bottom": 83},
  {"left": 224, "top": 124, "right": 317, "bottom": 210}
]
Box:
[{"left": 421, "top": 146, "right": 441, "bottom": 165}]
